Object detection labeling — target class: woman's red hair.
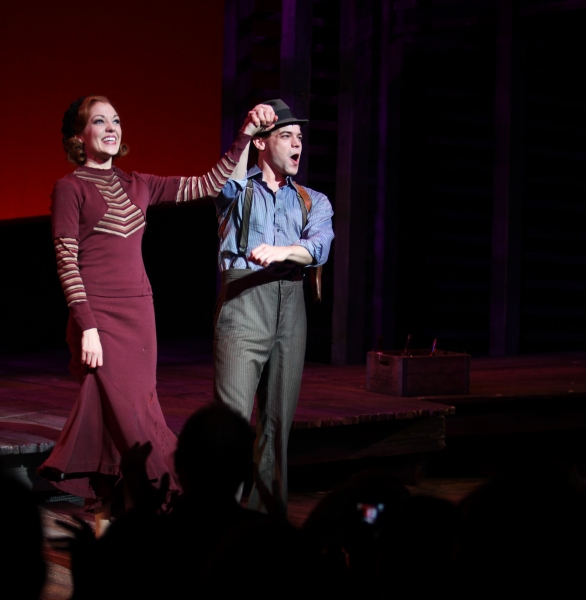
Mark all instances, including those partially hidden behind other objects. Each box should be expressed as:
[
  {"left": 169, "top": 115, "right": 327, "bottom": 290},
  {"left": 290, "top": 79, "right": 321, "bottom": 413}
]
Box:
[{"left": 63, "top": 96, "right": 129, "bottom": 166}]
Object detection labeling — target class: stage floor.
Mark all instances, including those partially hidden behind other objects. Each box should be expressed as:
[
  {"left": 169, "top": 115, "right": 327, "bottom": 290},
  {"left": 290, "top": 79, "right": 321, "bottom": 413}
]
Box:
[
  {"left": 0, "top": 339, "right": 455, "bottom": 458},
  {"left": 1, "top": 343, "right": 585, "bottom": 462}
]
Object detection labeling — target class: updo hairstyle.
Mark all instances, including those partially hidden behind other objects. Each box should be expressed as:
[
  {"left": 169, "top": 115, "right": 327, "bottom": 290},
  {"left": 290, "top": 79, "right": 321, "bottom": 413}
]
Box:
[{"left": 62, "top": 95, "right": 129, "bottom": 166}]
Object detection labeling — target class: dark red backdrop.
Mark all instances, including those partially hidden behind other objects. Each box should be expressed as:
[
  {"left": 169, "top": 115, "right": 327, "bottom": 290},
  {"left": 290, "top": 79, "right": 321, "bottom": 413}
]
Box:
[{"left": 0, "top": 0, "right": 225, "bottom": 221}]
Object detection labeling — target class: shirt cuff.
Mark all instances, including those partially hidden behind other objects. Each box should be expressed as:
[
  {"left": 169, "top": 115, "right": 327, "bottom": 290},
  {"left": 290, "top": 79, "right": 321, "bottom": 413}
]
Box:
[
  {"left": 293, "top": 240, "right": 317, "bottom": 266},
  {"left": 70, "top": 301, "right": 98, "bottom": 332}
]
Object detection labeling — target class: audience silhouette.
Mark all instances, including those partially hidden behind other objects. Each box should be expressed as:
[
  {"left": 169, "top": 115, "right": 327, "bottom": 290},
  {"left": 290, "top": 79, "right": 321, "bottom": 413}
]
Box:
[
  {"left": 457, "top": 459, "right": 586, "bottom": 596},
  {"left": 31, "top": 406, "right": 586, "bottom": 600},
  {"left": 0, "top": 460, "right": 46, "bottom": 600}
]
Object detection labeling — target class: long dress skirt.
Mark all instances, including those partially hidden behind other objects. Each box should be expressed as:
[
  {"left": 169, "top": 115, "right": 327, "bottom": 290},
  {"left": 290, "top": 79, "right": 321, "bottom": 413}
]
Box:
[{"left": 38, "top": 295, "right": 179, "bottom": 507}]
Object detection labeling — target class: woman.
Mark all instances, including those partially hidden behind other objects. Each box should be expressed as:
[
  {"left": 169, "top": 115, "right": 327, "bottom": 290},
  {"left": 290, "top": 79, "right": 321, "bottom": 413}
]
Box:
[{"left": 38, "top": 95, "right": 276, "bottom": 531}]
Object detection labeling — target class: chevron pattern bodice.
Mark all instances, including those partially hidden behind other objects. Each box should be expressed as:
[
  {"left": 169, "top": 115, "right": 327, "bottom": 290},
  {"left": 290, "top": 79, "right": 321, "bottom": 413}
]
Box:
[{"left": 74, "top": 170, "right": 145, "bottom": 238}]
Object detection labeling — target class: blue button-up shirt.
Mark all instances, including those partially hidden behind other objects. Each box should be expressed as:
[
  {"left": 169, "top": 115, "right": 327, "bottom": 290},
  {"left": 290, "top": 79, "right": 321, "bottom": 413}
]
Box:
[{"left": 215, "top": 165, "right": 334, "bottom": 272}]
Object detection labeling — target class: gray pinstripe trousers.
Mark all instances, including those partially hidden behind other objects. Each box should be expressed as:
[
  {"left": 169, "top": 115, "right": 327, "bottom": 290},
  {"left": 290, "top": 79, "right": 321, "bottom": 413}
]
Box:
[{"left": 213, "top": 268, "right": 307, "bottom": 513}]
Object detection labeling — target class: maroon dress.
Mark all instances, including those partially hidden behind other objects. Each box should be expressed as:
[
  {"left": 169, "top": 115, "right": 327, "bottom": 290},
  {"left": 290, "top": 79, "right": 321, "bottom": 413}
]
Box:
[{"left": 38, "top": 134, "right": 250, "bottom": 506}]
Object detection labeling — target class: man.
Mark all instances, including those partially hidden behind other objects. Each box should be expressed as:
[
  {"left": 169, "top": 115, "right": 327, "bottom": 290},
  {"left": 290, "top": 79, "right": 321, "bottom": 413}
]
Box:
[{"left": 214, "top": 99, "right": 334, "bottom": 513}]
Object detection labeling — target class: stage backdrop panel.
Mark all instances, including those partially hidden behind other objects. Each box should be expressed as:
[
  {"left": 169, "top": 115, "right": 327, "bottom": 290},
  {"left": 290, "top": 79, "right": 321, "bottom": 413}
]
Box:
[{"left": 0, "top": 0, "right": 225, "bottom": 221}]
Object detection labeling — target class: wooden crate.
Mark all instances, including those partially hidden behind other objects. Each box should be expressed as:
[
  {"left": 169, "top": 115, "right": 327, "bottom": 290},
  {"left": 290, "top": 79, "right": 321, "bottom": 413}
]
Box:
[{"left": 366, "top": 349, "right": 470, "bottom": 397}]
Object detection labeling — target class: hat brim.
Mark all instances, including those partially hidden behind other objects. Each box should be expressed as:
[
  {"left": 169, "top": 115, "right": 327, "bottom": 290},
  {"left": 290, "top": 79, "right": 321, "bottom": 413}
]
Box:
[{"left": 273, "top": 118, "right": 308, "bottom": 129}]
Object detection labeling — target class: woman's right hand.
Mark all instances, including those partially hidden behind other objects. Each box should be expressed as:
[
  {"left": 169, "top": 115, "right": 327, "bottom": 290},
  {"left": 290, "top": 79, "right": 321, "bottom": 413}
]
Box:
[{"left": 81, "top": 328, "right": 103, "bottom": 368}]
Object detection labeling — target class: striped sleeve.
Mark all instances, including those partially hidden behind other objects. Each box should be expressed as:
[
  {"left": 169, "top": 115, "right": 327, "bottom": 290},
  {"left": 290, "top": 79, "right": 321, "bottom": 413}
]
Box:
[
  {"left": 176, "top": 131, "right": 252, "bottom": 203},
  {"left": 54, "top": 237, "right": 98, "bottom": 331},
  {"left": 55, "top": 238, "right": 86, "bottom": 305}
]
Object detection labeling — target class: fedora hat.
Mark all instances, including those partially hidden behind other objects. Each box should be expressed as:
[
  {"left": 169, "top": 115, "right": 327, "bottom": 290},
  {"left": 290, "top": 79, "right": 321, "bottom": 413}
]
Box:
[{"left": 262, "top": 99, "right": 308, "bottom": 130}]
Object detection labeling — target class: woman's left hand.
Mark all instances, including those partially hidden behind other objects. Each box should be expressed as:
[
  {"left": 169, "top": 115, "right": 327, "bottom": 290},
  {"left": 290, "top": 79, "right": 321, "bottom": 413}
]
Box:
[
  {"left": 81, "top": 328, "right": 103, "bottom": 368},
  {"left": 241, "top": 104, "right": 278, "bottom": 136}
]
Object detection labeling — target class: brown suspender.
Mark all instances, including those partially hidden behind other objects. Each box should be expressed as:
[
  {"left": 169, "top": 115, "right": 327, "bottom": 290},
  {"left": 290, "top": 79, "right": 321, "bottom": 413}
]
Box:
[
  {"left": 292, "top": 182, "right": 323, "bottom": 303},
  {"left": 292, "top": 181, "right": 312, "bottom": 218}
]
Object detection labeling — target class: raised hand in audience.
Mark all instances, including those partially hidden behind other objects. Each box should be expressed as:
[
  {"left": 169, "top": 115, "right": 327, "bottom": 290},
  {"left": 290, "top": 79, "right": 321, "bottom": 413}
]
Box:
[
  {"left": 51, "top": 516, "right": 97, "bottom": 599},
  {"left": 120, "top": 441, "right": 171, "bottom": 514}
]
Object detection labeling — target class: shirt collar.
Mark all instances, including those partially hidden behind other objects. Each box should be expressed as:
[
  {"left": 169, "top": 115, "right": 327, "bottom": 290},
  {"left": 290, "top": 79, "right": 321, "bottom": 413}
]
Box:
[
  {"left": 246, "top": 165, "right": 295, "bottom": 188},
  {"left": 246, "top": 165, "right": 262, "bottom": 179}
]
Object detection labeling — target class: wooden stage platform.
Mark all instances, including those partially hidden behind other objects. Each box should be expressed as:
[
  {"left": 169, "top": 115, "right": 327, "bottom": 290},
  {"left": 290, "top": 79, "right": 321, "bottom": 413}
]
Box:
[{"left": 1, "top": 342, "right": 585, "bottom": 492}]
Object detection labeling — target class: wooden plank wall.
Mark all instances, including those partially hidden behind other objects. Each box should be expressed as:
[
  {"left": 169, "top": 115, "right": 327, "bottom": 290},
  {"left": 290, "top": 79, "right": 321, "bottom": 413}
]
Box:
[
  {"left": 332, "top": 0, "right": 374, "bottom": 365},
  {"left": 490, "top": 0, "right": 524, "bottom": 356}
]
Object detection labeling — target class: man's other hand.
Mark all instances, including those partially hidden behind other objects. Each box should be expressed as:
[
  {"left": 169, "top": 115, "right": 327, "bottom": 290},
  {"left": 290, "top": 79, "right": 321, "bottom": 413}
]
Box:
[{"left": 249, "top": 244, "right": 312, "bottom": 267}]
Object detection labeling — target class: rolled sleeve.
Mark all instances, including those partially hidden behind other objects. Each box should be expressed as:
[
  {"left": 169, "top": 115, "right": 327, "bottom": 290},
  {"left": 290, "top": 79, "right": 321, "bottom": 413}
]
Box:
[{"left": 294, "top": 190, "right": 334, "bottom": 266}]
